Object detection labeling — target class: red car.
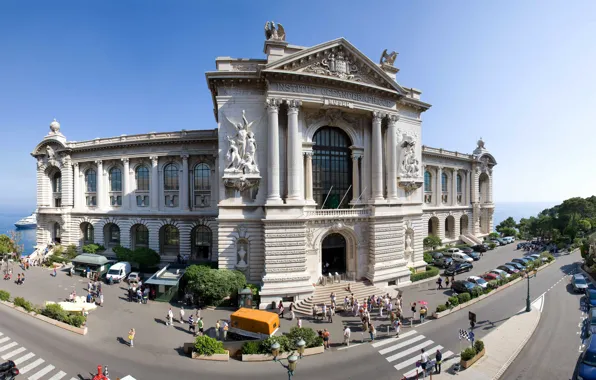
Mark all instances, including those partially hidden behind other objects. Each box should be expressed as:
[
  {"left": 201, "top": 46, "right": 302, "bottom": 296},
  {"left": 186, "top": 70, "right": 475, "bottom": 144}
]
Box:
[{"left": 481, "top": 272, "right": 499, "bottom": 281}]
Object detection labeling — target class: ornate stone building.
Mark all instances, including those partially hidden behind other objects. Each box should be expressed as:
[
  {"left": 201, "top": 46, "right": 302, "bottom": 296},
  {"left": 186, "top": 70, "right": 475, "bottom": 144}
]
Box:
[{"left": 32, "top": 23, "right": 496, "bottom": 307}]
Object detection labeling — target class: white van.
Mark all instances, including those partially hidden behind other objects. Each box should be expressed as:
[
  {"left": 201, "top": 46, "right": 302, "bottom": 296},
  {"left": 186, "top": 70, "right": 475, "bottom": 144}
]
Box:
[
  {"left": 443, "top": 248, "right": 461, "bottom": 257},
  {"left": 106, "top": 262, "right": 131, "bottom": 283},
  {"left": 452, "top": 252, "right": 473, "bottom": 263}
]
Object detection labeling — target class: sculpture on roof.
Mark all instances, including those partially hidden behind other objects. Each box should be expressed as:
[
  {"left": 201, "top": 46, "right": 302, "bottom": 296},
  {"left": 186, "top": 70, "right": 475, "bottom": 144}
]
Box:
[
  {"left": 477, "top": 137, "right": 485, "bottom": 149},
  {"left": 264, "top": 21, "right": 286, "bottom": 41},
  {"left": 380, "top": 49, "right": 398, "bottom": 66}
]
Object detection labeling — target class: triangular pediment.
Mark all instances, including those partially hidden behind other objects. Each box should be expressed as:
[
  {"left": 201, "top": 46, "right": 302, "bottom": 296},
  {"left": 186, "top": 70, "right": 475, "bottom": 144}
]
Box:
[{"left": 265, "top": 38, "right": 406, "bottom": 94}]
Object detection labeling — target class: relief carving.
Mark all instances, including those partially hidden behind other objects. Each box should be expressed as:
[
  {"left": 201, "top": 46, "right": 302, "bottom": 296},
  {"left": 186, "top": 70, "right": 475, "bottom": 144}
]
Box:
[{"left": 222, "top": 110, "right": 261, "bottom": 192}]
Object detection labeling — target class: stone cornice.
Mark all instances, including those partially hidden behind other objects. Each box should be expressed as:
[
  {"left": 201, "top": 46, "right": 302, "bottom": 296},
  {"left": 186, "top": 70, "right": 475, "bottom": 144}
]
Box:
[{"left": 422, "top": 146, "right": 475, "bottom": 162}]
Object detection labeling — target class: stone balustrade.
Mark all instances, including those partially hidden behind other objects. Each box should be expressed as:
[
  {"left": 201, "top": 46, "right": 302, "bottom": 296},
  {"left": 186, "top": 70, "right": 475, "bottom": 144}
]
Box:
[{"left": 304, "top": 208, "right": 370, "bottom": 218}]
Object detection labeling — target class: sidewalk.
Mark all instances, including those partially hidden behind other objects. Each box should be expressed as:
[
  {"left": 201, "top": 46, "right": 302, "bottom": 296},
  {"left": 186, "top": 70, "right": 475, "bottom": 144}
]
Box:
[{"left": 428, "top": 293, "right": 543, "bottom": 380}]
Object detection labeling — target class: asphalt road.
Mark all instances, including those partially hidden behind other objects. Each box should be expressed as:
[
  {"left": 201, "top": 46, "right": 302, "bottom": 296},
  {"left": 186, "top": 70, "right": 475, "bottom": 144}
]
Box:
[
  {"left": 0, "top": 249, "right": 581, "bottom": 380},
  {"left": 501, "top": 260, "right": 586, "bottom": 380}
]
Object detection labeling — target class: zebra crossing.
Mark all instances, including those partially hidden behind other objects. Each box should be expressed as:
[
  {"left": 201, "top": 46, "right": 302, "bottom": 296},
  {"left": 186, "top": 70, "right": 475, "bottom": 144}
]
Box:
[
  {"left": 0, "top": 331, "right": 78, "bottom": 380},
  {"left": 371, "top": 329, "right": 454, "bottom": 379}
]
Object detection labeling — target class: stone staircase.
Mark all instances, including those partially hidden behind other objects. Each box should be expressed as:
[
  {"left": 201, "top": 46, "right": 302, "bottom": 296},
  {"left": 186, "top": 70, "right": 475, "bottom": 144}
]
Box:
[
  {"left": 294, "top": 281, "right": 388, "bottom": 316},
  {"left": 460, "top": 234, "right": 483, "bottom": 246}
]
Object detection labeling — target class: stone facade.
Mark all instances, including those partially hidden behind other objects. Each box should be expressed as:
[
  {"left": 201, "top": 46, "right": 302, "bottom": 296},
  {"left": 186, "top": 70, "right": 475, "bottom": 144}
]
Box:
[{"left": 32, "top": 23, "right": 496, "bottom": 308}]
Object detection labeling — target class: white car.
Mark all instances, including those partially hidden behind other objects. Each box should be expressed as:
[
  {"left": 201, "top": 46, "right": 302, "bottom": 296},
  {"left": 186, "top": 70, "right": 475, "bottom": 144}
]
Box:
[
  {"left": 127, "top": 272, "right": 141, "bottom": 284},
  {"left": 491, "top": 269, "right": 510, "bottom": 279},
  {"left": 443, "top": 248, "right": 462, "bottom": 257},
  {"left": 467, "top": 276, "right": 488, "bottom": 289},
  {"left": 452, "top": 252, "right": 474, "bottom": 263}
]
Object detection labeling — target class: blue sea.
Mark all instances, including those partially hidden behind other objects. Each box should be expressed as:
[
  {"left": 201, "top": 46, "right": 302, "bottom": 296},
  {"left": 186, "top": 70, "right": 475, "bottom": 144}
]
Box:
[{"left": 0, "top": 201, "right": 559, "bottom": 256}]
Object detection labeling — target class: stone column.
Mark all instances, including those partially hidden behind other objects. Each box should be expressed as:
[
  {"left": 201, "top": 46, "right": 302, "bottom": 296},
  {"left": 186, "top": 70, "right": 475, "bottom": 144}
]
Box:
[
  {"left": 351, "top": 152, "right": 361, "bottom": 203},
  {"left": 96, "top": 160, "right": 104, "bottom": 209},
  {"left": 386, "top": 114, "right": 399, "bottom": 201},
  {"left": 150, "top": 156, "right": 159, "bottom": 209},
  {"left": 266, "top": 98, "right": 282, "bottom": 203},
  {"left": 181, "top": 154, "right": 189, "bottom": 210},
  {"left": 304, "top": 151, "right": 314, "bottom": 202},
  {"left": 371, "top": 111, "right": 385, "bottom": 201},
  {"left": 435, "top": 166, "right": 442, "bottom": 207},
  {"left": 286, "top": 99, "right": 302, "bottom": 201},
  {"left": 73, "top": 163, "right": 79, "bottom": 209},
  {"left": 466, "top": 169, "right": 472, "bottom": 205},
  {"left": 488, "top": 170, "right": 493, "bottom": 203},
  {"left": 61, "top": 159, "right": 73, "bottom": 208},
  {"left": 121, "top": 158, "right": 130, "bottom": 209},
  {"left": 451, "top": 168, "right": 457, "bottom": 206}
]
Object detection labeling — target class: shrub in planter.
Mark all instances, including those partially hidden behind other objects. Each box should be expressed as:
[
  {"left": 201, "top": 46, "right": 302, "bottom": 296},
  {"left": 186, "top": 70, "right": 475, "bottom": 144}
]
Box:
[
  {"left": 65, "top": 244, "right": 78, "bottom": 259},
  {"left": 286, "top": 326, "right": 323, "bottom": 348},
  {"left": 474, "top": 340, "right": 484, "bottom": 353},
  {"left": 461, "top": 347, "right": 477, "bottom": 361},
  {"left": 0, "top": 290, "right": 10, "bottom": 302},
  {"left": 65, "top": 314, "right": 86, "bottom": 328},
  {"left": 42, "top": 303, "right": 68, "bottom": 321},
  {"left": 260, "top": 335, "right": 291, "bottom": 354},
  {"left": 410, "top": 266, "right": 439, "bottom": 282},
  {"left": 470, "top": 287, "right": 483, "bottom": 299},
  {"left": 436, "top": 304, "right": 447, "bottom": 313},
  {"left": 14, "top": 297, "right": 35, "bottom": 312},
  {"left": 194, "top": 335, "right": 226, "bottom": 356},
  {"left": 448, "top": 296, "right": 459, "bottom": 307},
  {"left": 241, "top": 341, "right": 261, "bottom": 355},
  {"left": 457, "top": 293, "right": 471, "bottom": 304},
  {"left": 489, "top": 242, "right": 497, "bottom": 250},
  {"left": 488, "top": 280, "right": 499, "bottom": 289},
  {"left": 82, "top": 243, "right": 105, "bottom": 254},
  {"left": 423, "top": 252, "right": 433, "bottom": 264},
  {"left": 483, "top": 287, "right": 492, "bottom": 295}
]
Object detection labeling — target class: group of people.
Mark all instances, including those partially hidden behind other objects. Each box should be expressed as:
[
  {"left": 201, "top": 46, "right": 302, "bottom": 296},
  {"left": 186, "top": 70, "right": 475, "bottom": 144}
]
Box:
[
  {"left": 85, "top": 280, "right": 104, "bottom": 306},
  {"left": 277, "top": 300, "right": 297, "bottom": 321},
  {"left": 127, "top": 281, "right": 150, "bottom": 304}
]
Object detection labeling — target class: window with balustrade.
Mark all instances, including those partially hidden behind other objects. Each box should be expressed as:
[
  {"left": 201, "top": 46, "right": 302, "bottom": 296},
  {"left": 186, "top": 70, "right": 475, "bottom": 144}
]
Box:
[
  {"left": 456, "top": 174, "right": 463, "bottom": 204},
  {"left": 52, "top": 171, "right": 62, "bottom": 207},
  {"left": 109, "top": 167, "right": 122, "bottom": 206},
  {"left": 85, "top": 169, "right": 97, "bottom": 207},
  {"left": 441, "top": 172, "right": 448, "bottom": 204},
  {"left": 164, "top": 163, "right": 179, "bottom": 207},
  {"left": 192, "top": 163, "right": 211, "bottom": 208},
  {"left": 424, "top": 171, "right": 432, "bottom": 204},
  {"left": 135, "top": 166, "right": 150, "bottom": 207}
]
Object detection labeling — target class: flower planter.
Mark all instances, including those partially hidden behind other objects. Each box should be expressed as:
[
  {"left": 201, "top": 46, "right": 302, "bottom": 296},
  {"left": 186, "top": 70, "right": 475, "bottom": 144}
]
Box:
[
  {"left": 241, "top": 345, "right": 324, "bottom": 362},
  {"left": 191, "top": 350, "right": 230, "bottom": 361},
  {"left": 460, "top": 348, "right": 485, "bottom": 369}
]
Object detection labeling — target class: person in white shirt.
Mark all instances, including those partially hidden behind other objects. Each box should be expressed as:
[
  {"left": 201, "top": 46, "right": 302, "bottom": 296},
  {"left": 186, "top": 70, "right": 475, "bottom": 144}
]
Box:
[
  {"left": 179, "top": 307, "right": 185, "bottom": 324},
  {"left": 420, "top": 348, "right": 430, "bottom": 378},
  {"left": 343, "top": 326, "right": 351, "bottom": 346}
]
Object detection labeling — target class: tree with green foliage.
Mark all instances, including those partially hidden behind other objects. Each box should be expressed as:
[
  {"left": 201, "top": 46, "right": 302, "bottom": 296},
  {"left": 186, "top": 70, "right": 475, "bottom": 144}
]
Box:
[
  {"left": 82, "top": 244, "right": 105, "bottom": 254},
  {"left": 132, "top": 247, "right": 160, "bottom": 271},
  {"left": 496, "top": 217, "right": 517, "bottom": 233},
  {"left": 183, "top": 265, "right": 246, "bottom": 306},
  {"left": 423, "top": 235, "right": 442, "bottom": 250}
]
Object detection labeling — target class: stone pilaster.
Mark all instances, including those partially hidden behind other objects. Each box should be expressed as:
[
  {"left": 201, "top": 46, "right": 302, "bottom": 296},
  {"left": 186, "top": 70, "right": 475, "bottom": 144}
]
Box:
[
  {"left": 351, "top": 152, "right": 361, "bottom": 203},
  {"left": 371, "top": 111, "right": 385, "bottom": 201},
  {"left": 286, "top": 99, "right": 302, "bottom": 202},
  {"left": 303, "top": 151, "right": 314, "bottom": 202},
  {"left": 73, "top": 163, "right": 80, "bottom": 209},
  {"left": 451, "top": 169, "right": 457, "bottom": 206},
  {"left": 435, "top": 166, "right": 442, "bottom": 207},
  {"left": 96, "top": 160, "right": 104, "bottom": 209},
  {"left": 150, "top": 156, "right": 159, "bottom": 209},
  {"left": 366, "top": 219, "right": 411, "bottom": 286},
  {"left": 386, "top": 114, "right": 399, "bottom": 201},
  {"left": 266, "top": 98, "right": 282, "bottom": 203},
  {"left": 62, "top": 160, "right": 73, "bottom": 207},
  {"left": 121, "top": 158, "right": 130, "bottom": 209},
  {"left": 181, "top": 154, "right": 190, "bottom": 210}
]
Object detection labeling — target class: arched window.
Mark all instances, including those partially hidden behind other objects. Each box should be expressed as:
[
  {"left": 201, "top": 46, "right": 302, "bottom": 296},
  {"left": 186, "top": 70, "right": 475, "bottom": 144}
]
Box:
[
  {"left": 161, "top": 225, "right": 180, "bottom": 256},
  {"left": 441, "top": 173, "right": 448, "bottom": 192},
  {"left": 53, "top": 222, "right": 61, "bottom": 244},
  {"left": 132, "top": 224, "right": 149, "bottom": 249},
  {"left": 192, "top": 225, "right": 212, "bottom": 261},
  {"left": 312, "top": 127, "right": 352, "bottom": 209},
  {"left": 457, "top": 174, "right": 462, "bottom": 193},
  {"left": 424, "top": 171, "right": 432, "bottom": 192},
  {"left": 135, "top": 166, "right": 150, "bottom": 207},
  {"left": 81, "top": 223, "right": 94, "bottom": 245},
  {"left": 136, "top": 166, "right": 149, "bottom": 191},
  {"left": 104, "top": 224, "right": 120, "bottom": 247},
  {"left": 85, "top": 169, "right": 97, "bottom": 206},
  {"left": 52, "top": 172, "right": 62, "bottom": 207},
  {"left": 192, "top": 163, "right": 211, "bottom": 208},
  {"left": 164, "top": 164, "right": 179, "bottom": 207},
  {"left": 109, "top": 168, "right": 122, "bottom": 192}
]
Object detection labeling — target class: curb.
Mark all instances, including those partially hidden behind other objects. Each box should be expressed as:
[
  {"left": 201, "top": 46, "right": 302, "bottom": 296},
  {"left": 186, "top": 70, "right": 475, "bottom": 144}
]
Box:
[
  {"left": 398, "top": 274, "right": 440, "bottom": 289},
  {"left": 0, "top": 299, "right": 88, "bottom": 335}
]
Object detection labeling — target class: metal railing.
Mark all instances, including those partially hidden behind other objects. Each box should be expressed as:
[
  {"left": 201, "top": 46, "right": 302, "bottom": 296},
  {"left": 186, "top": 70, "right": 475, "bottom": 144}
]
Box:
[{"left": 317, "top": 272, "right": 355, "bottom": 286}]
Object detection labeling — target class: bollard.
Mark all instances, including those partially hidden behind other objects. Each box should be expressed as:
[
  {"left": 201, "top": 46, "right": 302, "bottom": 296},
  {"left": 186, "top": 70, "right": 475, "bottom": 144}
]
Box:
[
  {"left": 387, "top": 325, "right": 390, "bottom": 335},
  {"left": 361, "top": 332, "right": 364, "bottom": 343}
]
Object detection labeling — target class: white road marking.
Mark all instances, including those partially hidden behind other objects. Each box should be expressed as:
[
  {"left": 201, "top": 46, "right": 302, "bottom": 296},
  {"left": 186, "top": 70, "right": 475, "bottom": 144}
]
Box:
[
  {"left": 394, "top": 345, "right": 443, "bottom": 371},
  {"left": 0, "top": 337, "right": 10, "bottom": 345},
  {"left": 47, "top": 371, "right": 67, "bottom": 380},
  {"left": 28, "top": 364, "right": 55, "bottom": 380},
  {"left": 402, "top": 351, "right": 454, "bottom": 378},
  {"left": 336, "top": 342, "right": 365, "bottom": 350},
  {"left": 385, "top": 340, "right": 435, "bottom": 363},
  {"left": 1, "top": 346, "right": 26, "bottom": 360},
  {"left": 371, "top": 330, "right": 417, "bottom": 348},
  {"left": 14, "top": 352, "right": 35, "bottom": 365},
  {"left": 0, "top": 342, "right": 18, "bottom": 352},
  {"left": 379, "top": 335, "right": 426, "bottom": 355},
  {"left": 19, "top": 358, "right": 44, "bottom": 374}
]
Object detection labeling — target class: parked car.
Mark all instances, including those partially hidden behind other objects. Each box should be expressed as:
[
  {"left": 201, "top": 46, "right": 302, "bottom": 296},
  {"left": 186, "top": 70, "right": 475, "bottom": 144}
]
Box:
[
  {"left": 452, "top": 252, "right": 474, "bottom": 263},
  {"left": 481, "top": 272, "right": 500, "bottom": 281},
  {"left": 572, "top": 274, "right": 589, "bottom": 293},
  {"left": 467, "top": 251, "right": 481, "bottom": 261},
  {"left": 590, "top": 307, "right": 596, "bottom": 335},
  {"left": 431, "top": 252, "right": 453, "bottom": 268},
  {"left": 512, "top": 258, "right": 529, "bottom": 267},
  {"left": 586, "top": 289, "right": 596, "bottom": 307},
  {"left": 471, "top": 244, "right": 488, "bottom": 253},
  {"left": 490, "top": 269, "right": 510, "bottom": 279},
  {"left": 127, "top": 272, "right": 141, "bottom": 284},
  {"left": 528, "top": 253, "right": 548, "bottom": 262},
  {"left": 467, "top": 276, "right": 488, "bottom": 289},
  {"left": 496, "top": 238, "right": 508, "bottom": 245},
  {"left": 502, "top": 236, "right": 514, "bottom": 244},
  {"left": 451, "top": 280, "right": 479, "bottom": 294},
  {"left": 443, "top": 248, "right": 462, "bottom": 257},
  {"left": 578, "top": 335, "right": 596, "bottom": 379},
  {"left": 490, "top": 239, "right": 502, "bottom": 246},
  {"left": 444, "top": 262, "right": 473, "bottom": 276},
  {"left": 461, "top": 247, "right": 474, "bottom": 254},
  {"left": 105, "top": 262, "right": 131, "bottom": 284},
  {"left": 506, "top": 262, "right": 525, "bottom": 271},
  {"left": 497, "top": 264, "right": 519, "bottom": 274}
]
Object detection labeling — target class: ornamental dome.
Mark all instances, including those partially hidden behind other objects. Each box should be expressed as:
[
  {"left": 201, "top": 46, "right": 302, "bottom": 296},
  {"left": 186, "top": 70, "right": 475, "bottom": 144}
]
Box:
[{"left": 49, "top": 119, "right": 60, "bottom": 133}]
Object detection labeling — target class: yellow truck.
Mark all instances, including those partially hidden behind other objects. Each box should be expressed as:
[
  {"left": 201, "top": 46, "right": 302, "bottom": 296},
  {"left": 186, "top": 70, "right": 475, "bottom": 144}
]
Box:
[{"left": 229, "top": 308, "right": 280, "bottom": 339}]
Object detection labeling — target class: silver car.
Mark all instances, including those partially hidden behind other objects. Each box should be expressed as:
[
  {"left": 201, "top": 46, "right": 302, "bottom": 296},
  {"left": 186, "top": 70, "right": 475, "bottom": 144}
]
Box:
[{"left": 572, "top": 274, "right": 589, "bottom": 293}]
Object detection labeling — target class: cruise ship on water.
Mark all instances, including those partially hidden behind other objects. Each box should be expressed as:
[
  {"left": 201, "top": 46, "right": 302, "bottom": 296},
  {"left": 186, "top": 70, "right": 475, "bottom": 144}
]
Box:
[{"left": 14, "top": 212, "right": 37, "bottom": 229}]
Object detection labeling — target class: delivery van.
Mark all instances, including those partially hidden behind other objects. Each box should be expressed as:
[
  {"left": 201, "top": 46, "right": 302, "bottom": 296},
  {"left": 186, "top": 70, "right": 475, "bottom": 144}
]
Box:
[{"left": 105, "top": 262, "right": 131, "bottom": 283}]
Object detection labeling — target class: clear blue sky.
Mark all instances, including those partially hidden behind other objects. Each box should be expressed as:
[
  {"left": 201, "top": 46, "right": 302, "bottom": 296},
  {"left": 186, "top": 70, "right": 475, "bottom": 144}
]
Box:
[{"left": 1, "top": 0, "right": 595, "bottom": 210}]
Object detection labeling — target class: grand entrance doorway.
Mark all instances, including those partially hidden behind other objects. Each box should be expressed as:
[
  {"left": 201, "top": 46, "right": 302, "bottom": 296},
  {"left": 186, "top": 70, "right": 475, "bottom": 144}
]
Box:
[{"left": 322, "top": 233, "right": 346, "bottom": 275}]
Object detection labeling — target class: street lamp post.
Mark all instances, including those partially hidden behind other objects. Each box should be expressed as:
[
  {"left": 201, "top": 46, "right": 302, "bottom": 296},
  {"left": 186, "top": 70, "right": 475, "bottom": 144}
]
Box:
[
  {"left": 525, "top": 269, "right": 537, "bottom": 312},
  {"left": 271, "top": 339, "right": 305, "bottom": 379}
]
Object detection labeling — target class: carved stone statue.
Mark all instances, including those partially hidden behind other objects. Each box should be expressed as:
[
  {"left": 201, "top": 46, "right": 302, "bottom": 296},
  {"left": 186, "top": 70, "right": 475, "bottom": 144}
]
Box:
[
  {"left": 241, "top": 131, "right": 258, "bottom": 173},
  {"left": 304, "top": 48, "right": 359, "bottom": 80},
  {"left": 264, "top": 21, "right": 285, "bottom": 41},
  {"left": 477, "top": 137, "right": 485, "bottom": 149},
  {"left": 404, "top": 221, "right": 414, "bottom": 267},
  {"left": 399, "top": 135, "right": 420, "bottom": 178},
  {"left": 224, "top": 110, "right": 259, "bottom": 174},
  {"left": 380, "top": 49, "right": 398, "bottom": 66},
  {"left": 46, "top": 145, "right": 55, "bottom": 159}
]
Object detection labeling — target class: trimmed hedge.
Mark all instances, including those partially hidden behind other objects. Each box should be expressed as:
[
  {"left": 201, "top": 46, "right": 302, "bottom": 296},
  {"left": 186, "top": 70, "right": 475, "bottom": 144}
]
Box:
[
  {"left": 436, "top": 304, "right": 447, "bottom": 313},
  {"left": 194, "top": 335, "right": 226, "bottom": 356},
  {"left": 461, "top": 347, "right": 477, "bottom": 361},
  {"left": 457, "top": 293, "right": 471, "bottom": 304},
  {"left": 241, "top": 327, "right": 323, "bottom": 355},
  {"left": 0, "top": 290, "right": 9, "bottom": 302},
  {"left": 410, "top": 266, "right": 439, "bottom": 282},
  {"left": 474, "top": 340, "right": 484, "bottom": 353},
  {"left": 447, "top": 296, "right": 459, "bottom": 307},
  {"left": 14, "top": 297, "right": 36, "bottom": 313}
]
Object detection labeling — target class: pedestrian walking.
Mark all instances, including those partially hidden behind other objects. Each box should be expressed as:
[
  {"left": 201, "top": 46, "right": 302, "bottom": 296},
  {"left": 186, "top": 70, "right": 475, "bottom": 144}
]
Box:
[
  {"left": 167, "top": 308, "right": 174, "bottom": 326},
  {"left": 53, "top": 267, "right": 57, "bottom": 277},
  {"left": 128, "top": 328, "right": 135, "bottom": 348},
  {"left": 369, "top": 323, "right": 376, "bottom": 341},
  {"left": 343, "top": 295, "right": 349, "bottom": 312},
  {"left": 188, "top": 315, "right": 195, "bottom": 334},
  {"left": 327, "top": 305, "right": 333, "bottom": 323},
  {"left": 435, "top": 348, "right": 443, "bottom": 374},
  {"left": 437, "top": 277, "right": 443, "bottom": 289},
  {"left": 343, "top": 326, "right": 351, "bottom": 346},
  {"left": 393, "top": 318, "right": 401, "bottom": 337},
  {"left": 222, "top": 320, "right": 229, "bottom": 341},
  {"left": 297, "top": 318, "right": 302, "bottom": 328},
  {"left": 290, "top": 302, "right": 295, "bottom": 320},
  {"left": 322, "top": 329, "right": 330, "bottom": 349},
  {"left": 198, "top": 317, "right": 204, "bottom": 336},
  {"left": 445, "top": 276, "right": 450, "bottom": 288},
  {"left": 278, "top": 300, "right": 284, "bottom": 318},
  {"left": 99, "top": 292, "right": 104, "bottom": 307},
  {"left": 420, "top": 348, "right": 429, "bottom": 378},
  {"left": 322, "top": 304, "right": 327, "bottom": 321},
  {"left": 312, "top": 304, "right": 318, "bottom": 321},
  {"left": 420, "top": 305, "right": 427, "bottom": 323},
  {"left": 216, "top": 320, "right": 221, "bottom": 340},
  {"left": 180, "top": 307, "right": 185, "bottom": 324}
]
